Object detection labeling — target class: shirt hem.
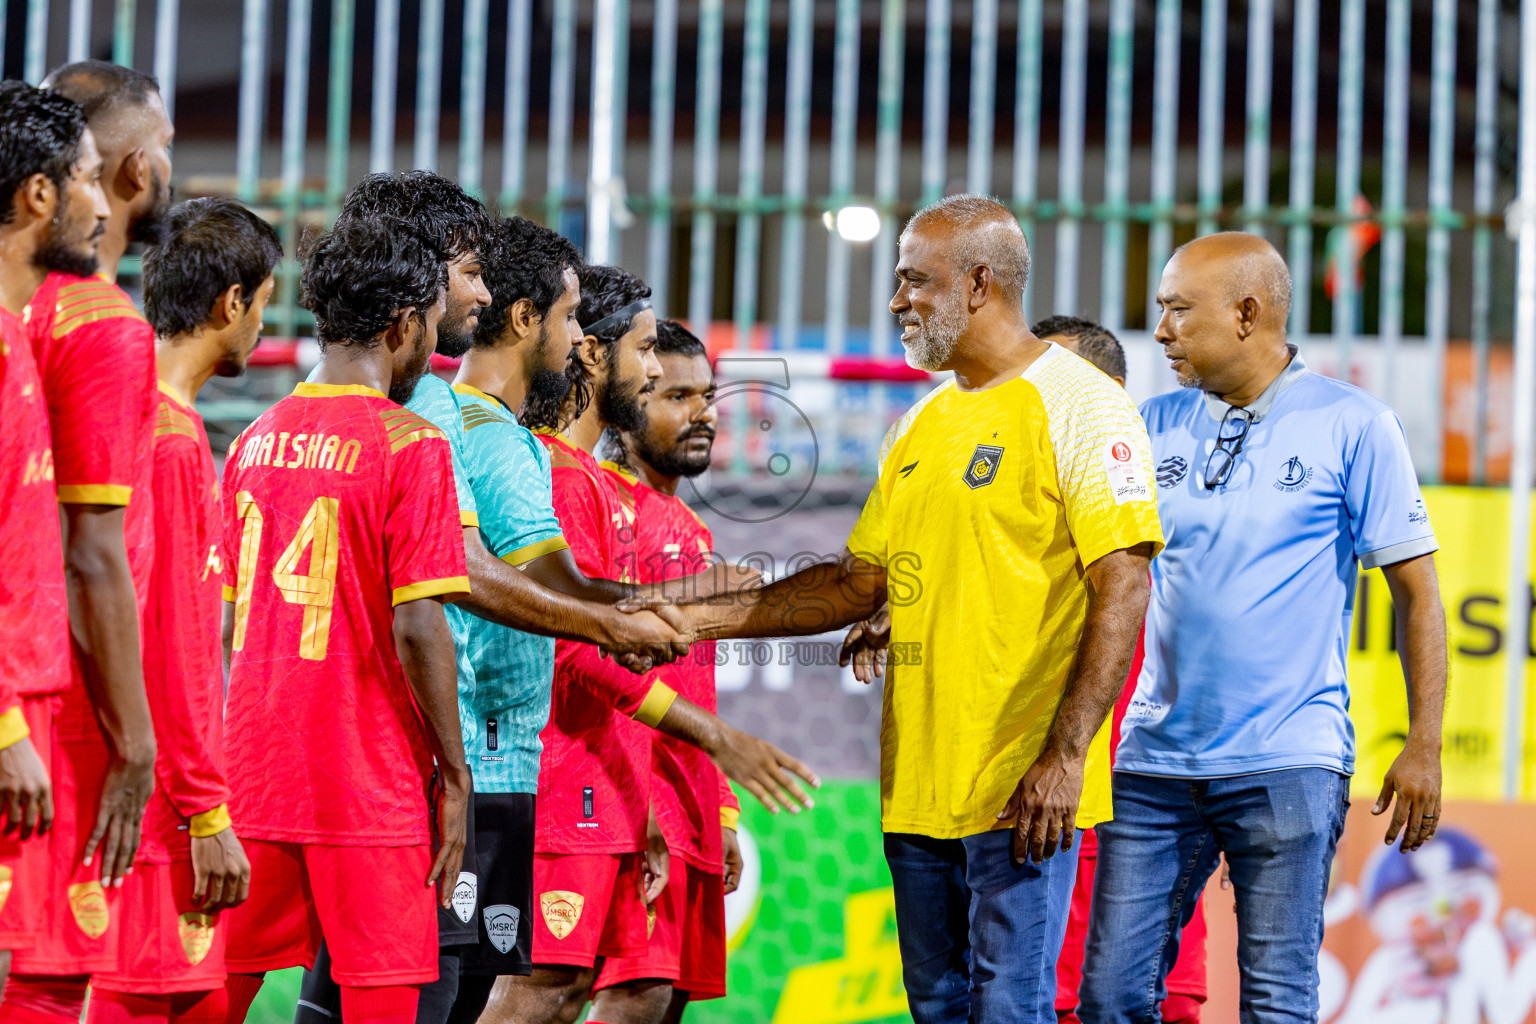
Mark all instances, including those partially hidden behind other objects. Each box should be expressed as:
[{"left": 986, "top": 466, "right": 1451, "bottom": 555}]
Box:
[
  {"left": 1359, "top": 535, "right": 1439, "bottom": 570},
  {"left": 1114, "top": 758, "right": 1355, "bottom": 780},
  {"left": 235, "top": 825, "right": 429, "bottom": 846},
  {"left": 880, "top": 811, "right": 1112, "bottom": 839}
]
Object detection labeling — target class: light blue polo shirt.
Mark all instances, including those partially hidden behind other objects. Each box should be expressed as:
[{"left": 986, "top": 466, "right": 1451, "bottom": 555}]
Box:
[
  {"left": 1116, "top": 349, "right": 1437, "bottom": 778},
  {"left": 447, "top": 384, "right": 568, "bottom": 794}
]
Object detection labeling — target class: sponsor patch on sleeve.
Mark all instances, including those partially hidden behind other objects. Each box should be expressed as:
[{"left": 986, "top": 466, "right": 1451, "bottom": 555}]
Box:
[{"left": 1102, "top": 438, "right": 1152, "bottom": 505}]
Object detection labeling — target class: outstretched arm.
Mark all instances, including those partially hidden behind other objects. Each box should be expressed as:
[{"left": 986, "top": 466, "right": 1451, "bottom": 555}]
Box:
[
  {"left": 1375, "top": 553, "right": 1447, "bottom": 852},
  {"left": 676, "top": 551, "right": 888, "bottom": 642}
]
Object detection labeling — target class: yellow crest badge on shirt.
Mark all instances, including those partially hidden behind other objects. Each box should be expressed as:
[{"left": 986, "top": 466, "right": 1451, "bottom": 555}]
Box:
[
  {"left": 178, "top": 911, "right": 216, "bottom": 965},
  {"left": 67, "top": 881, "right": 110, "bottom": 938},
  {"left": 540, "top": 890, "right": 584, "bottom": 940},
  {"left": 0, "top": 865, "right": 12, "bottom": 913},
  {"left": 962, "top": 444, "right": 1004, "bottom": 490}
]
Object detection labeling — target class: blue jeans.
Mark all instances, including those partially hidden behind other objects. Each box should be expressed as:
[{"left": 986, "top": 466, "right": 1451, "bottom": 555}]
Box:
[
  {"left": 1079, "top": 768, "right": 1350, "bottom": 1024},
  {"left": 884, "top": 829, "right": 1080, "bottom": 1024}
]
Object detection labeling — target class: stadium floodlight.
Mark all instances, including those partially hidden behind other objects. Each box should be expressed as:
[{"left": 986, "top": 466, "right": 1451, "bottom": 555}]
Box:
[{"left": 820, "top": 205, "right": 881, "bottom": 243}]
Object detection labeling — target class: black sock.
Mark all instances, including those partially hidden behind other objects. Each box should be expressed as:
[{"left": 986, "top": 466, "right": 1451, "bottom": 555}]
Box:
[
  {"left": 444, "top": 974, "right": 496, "bottom": 1024},
  {"left": 295, "top": 942, "right": 343, "bottom": 1024}
]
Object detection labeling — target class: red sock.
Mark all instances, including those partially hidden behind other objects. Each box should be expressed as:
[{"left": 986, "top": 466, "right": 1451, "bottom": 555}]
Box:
[
  {"left": 0, "top": 976, "right": 90, "bottom": 1024},
  {"left": 339, "top": 985, "right": 419, "bottom": 1024},
  {"left": 221, "top": 975, "right": 266, "bottom": 1024},
  {"left": 84, "top": 991, "right": 169, "bottom": 1024},
  {"left": 169, "top": 991, "right": 228, "bottom": 1024}
]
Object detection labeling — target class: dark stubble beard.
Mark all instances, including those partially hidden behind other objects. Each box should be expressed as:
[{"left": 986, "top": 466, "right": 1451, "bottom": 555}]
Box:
[
  {"left": 388, "top": 323, "right": 433, "bottom": 404},
  {"left": 34, "top": 189, "right": 99, "bottom": 278},
  {"left": 597, "top": 358, "right": 648, "bottom": 434},
  {"left": 526, "top": 322, "right": 572, "bottom": 405},
  {"left": 635, "top": 422, "right": 714, "bottom": 478},
  {"left": 128, "top": 167, "right": 173, "bottom": 245}
]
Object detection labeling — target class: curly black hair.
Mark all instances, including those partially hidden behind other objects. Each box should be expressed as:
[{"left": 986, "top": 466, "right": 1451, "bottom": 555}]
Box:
[
  {"left": 299, "top": 219, "right": 446, "bottom": 348},
  {"left": 576, "top": 263, "right": 652, "bottom": 349},
  {"left": 335, "top": 171, "right": 490, "bottom": 263},
  {"left": 474, "top": 216, "right": 583, "bottom": 348},
  {"left": 0, "top": 81, "right": 87, "bottom": 227},
  {"left": 144, "top": 198, "right": 282, "bottom": 337}
]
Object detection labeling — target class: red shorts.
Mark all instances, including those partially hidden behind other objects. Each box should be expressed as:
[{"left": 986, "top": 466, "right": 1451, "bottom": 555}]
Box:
[
  {"left": 0, "top": 697, "right": 56, "bottom": 952},
  {"left": 220, "top": 839, "right": 436, "bottom": 986},
  {"left": 92, "top": 859, "right": 226, "bottom": 994},
  {"left": 1056, "top": 842, "right": 1208, "bottom": 1020},
  {"left": 530, "top": 851, "right": 648, "bottom": 969},
  {"left": 8, "top": 714, "right": 120, "bottom": 975},
  {"left": 593, "top": 860, "right": 727, "bottom": 1000}
]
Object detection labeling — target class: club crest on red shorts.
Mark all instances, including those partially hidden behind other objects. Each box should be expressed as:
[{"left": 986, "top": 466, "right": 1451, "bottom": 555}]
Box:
[
  {"left": 540, "top": 890, "right": 584, "bottom": 940},
  {"left": 0, "top": 865, "right": 11, "bottom": 914},
  {"left": 68, "top": 880, "right": 109, "bottom": 938},
  {"left": 178, "top": 911, "right": 216, "bottom": 965}
]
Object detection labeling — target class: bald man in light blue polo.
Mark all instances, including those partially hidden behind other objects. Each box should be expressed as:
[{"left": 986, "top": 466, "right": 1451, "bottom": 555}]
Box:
[{"left": 1079, "top": 233, "right": 1449, "bottom": 1024}]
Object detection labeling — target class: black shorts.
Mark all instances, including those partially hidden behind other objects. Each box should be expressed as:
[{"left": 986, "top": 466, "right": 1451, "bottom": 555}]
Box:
[
  {"left": 435, "top": 778, "right": 481, "bottom": 947},
  {"left": 457, "top": 792, "right": 536, "bottom": 977}
]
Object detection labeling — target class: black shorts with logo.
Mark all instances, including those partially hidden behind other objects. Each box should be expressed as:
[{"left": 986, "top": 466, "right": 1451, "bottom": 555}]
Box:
[
  {"left": 457, "top": 792, "right": 536, "bottom": 977},
  {"left": 435, "top": 785, "right": 480, "bottom": 946}
]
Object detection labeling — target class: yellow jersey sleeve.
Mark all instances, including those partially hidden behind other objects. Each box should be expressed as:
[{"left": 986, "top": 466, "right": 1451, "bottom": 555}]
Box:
[
  {"left": 1030, "top": 360, "right": 1165, "bottom": 568},
  {"left": 846, "top": 483, "right": 888, "bottom": 566}
]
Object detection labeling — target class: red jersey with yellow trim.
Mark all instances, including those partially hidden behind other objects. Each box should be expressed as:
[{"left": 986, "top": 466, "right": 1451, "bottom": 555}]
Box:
[
  {"left": 535, "top": 433, "right": 674, "bottom": 855},
  {"left": 0, "top": 308, "right": 69, "bottom": 717},
  {"left": 222, "top": 382, "right": 469, "bottom": 846},
  {"left": 137, "top": 382, "right": 231, "bottom": 864},
  {"left": 26, "top": 272, "right": 157, "bottom": 741},
  {"left": 602, "top": 464, "right": 738, "bottom": 872}
]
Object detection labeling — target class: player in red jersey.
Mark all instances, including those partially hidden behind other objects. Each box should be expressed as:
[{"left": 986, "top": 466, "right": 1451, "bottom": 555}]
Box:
[
  {"left": 591, "top": 319, "right": 740, "bottom": 1024},
  {"left": 217, "top": 218, "right": 470, "bottom": 1024},
  {"left": 470, "top": 259, "right": 815, "bottom": 1024},
  {"left": 0, "top": 81, "right": 109, "bottom": 999},
  {"left": 0, "top": 64, "right": 169, "bottom": 1022},
  {"left": 82, "top": 199, "right": 281, "bottom": 1024}
]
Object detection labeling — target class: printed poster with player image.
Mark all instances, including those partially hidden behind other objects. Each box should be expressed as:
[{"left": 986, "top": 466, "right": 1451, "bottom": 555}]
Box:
[{"left": 1202, "top": 800, "right": 1536, "bottom": 1024}]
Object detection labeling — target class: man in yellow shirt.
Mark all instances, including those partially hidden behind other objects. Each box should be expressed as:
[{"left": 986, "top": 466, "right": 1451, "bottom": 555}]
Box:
[{"left": 672, "top": 195, "right": 1164, "bottom": 1024}]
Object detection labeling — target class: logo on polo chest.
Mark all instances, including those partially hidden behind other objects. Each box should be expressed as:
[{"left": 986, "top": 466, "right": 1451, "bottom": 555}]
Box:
[
  {"left": 1274, "top": 456, "right": 1313, "bottom": 492},
  {"left": 1157, "top": 456, "right": 1189, "bottom": 489},
  {"left": 962, "top": 445, "right": 1004, "bottom": 489}
]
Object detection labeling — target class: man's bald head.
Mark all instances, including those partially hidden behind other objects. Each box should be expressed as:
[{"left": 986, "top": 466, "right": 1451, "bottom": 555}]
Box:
[
  {"left": 901, "top": 194, "right": 1031, "bottom": 305},
  {"left": 1170, "top": 232, "right": 1292, "bottom": 328}
]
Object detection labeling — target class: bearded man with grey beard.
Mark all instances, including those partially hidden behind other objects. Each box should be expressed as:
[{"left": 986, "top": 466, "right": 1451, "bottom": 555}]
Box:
[{"left": 660, "top": 193, "right": 1165, "bottom": 1024}]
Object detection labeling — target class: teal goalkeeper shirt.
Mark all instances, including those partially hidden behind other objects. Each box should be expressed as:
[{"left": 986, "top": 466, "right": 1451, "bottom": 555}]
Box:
[{"left": 444, "top": 382, "right": 568, "bottom": 793}]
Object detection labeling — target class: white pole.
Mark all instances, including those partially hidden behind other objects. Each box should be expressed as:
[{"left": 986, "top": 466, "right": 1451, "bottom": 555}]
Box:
[
  {"left": 587, "top": 0, "right": 618, "bottom": 265},
  {"left": 1505, "top": 0, "right": 1536, "bottom": 800}
]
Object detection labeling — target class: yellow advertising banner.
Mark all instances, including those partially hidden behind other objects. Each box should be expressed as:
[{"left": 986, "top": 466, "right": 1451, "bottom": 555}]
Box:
[{"left": 1347, "top": 486, "right": 1536, "bottom": 801}]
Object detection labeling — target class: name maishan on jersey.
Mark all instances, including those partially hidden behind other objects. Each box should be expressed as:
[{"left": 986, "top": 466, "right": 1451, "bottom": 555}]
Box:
[{"left": 233, "top": 431, "right": 365, "bottom": 474}]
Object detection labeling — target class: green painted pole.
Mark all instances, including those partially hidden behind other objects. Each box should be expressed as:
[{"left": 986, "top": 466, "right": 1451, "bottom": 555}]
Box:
[
  {"left": 458, "top": 0, "right": 489, "bottom": 197},
  {"left": 644, "top": 0, "right": 677, "bottom": 310},
  {"left": 1013, "top": 0, "right": 1042, "bottom": 322},
  {"left": 685, "top": 0, "right": 723, "bottom": 334},
  {"left": 1146, "top": 0, "right": 1181, "bottom": 327},
  {"left": 870, "top": 0, "right": 905, "bottom": 355},
  {"left": 731, "top": 0, "right": 770, "bottom": 348},
  {"left": 1287, "top": 0, "right": 1318, "bottom": 336},
  {"left": 1100, "top": 0, "right": 1133, "bottom": 332},
  {"left": 1472, "top": 0, "right": 1498, "bottom": 483},
  {"left": 323, "top": 0, "right": 354, "bottom": 222},
  {"left": 112, "top": 0, "right": 135, "bottom": 69}
]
